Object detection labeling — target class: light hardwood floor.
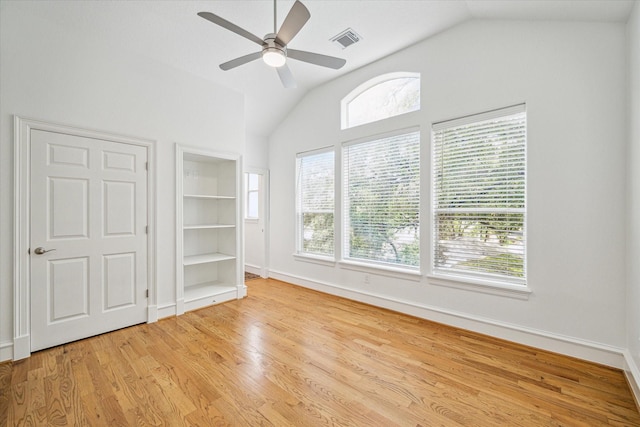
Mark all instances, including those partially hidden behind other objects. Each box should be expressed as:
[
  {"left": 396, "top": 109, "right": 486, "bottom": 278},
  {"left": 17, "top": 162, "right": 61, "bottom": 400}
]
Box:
[{"left": 1, "top": 278, "right": 639, "bottom": 426}]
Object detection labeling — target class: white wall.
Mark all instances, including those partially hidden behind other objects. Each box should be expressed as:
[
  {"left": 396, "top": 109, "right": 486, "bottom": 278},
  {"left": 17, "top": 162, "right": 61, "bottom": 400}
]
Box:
[
  {"left": 0, "top": 3, "right": 245, "bottom": 360},
  {"left": 245, "top": 133, "right": 269, "bottom": 170},
  {"left": 626, "top": 1, "right": 640, "bottom": 399},
  {"left": 269, "top": 20, "right": 628, "bottom": 365}
]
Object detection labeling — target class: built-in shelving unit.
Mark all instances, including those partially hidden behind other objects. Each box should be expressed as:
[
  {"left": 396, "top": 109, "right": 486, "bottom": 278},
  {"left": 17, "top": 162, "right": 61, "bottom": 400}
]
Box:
[{"left": 176, "top": 145, "right": 246, "bottom": 315}]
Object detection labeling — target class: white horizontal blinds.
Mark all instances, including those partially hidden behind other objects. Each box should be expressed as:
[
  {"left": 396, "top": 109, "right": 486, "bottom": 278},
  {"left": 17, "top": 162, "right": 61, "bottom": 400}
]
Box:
[
  {"left": 433, "top": 105, "right": 526, "bottom": 283},
  {"left": 343, "top": 130, "right": 420, "bottom": 268},
  {"left": 296, "top": 149, "right": 335, "bottom": 256}
]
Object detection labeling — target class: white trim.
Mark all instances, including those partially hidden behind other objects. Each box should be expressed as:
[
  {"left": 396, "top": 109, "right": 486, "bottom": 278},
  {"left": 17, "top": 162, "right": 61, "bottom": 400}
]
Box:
[
  {"left": 341, "top": 125, "right": 421, "bottom": 148},
  {"left": 427, "top": 273, "right": 532, "bottom": 300},
  {"left": 269, "top": 269, "right": 625, "bottom": 368},
  {"left": 341, "top": 71, "right": 421, "bottom": 129},
  {"left": 293, "top": 253, "right": 336, "bottom": 267},
  {"left": 295, "top": 145, "right": 335, "bottom": 158},
  {"left": 13, "top": 116, "right": 29, "bottom": 360},
  {"left": 13, "top": 335, "right": 30, "bottom": 361},
  {"left": 433, "top": 103, "right": 526, "bottom": 130},
  {"left": 244, "top": 263, "right": 262, "bottom": 276},
  {"left": 13, "top": 116, "right": 158, "bottom": 360},
  {"left": 175, "top": 299, "right": 184, "bottom": 317},
  {"left": 175, "top": 145, "right": 185, "bottom": 315},
  {"left": 158, "top": 303, "right": 177, "bottom": 319},
  {"left": 339, "top": 260, "right": 421, "bottom": 282},
  {"left": 623, "top": 350, "right": 640, "bottom": 410},
  {"left": 0, "top": 341, "right": 14, "bottom": 362},
  {"left": 147, "top": 305, "right": 158, "bottom": 323},
  {"left": 244, "top": 166, "right": 270, "bottom": 279}
]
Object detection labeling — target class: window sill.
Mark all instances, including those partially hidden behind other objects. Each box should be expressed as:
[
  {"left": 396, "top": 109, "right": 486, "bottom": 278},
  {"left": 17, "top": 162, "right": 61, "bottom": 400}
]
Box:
[
  {"left": 293, "top": 253, "right": 336, "bottom": 267},
  {"left": 427, "top": 273, "right": 531, "bottom": 300},
  {"left": 244, "top": 218, "right": 259, "bottom": 223},
  {"left": 339, "top": 260, "right": 422, "bottom": 282}
]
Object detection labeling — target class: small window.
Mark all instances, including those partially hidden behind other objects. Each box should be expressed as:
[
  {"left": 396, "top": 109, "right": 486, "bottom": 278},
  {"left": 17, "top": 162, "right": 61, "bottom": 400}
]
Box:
[
  {"left": 296, "top": 149, "right": 335, "bottom": 257},
  {"left": 245, "top": 173, "right": 259, "bottom": 219},
  {"left": 342, "top": 72, "right": 420, "bottom": 129},
  {"left": 343, "top": 130, "right": 420, "bottom": 268},
  {"left": 432, "top": 104, "right": 526, "bottom": 284}
]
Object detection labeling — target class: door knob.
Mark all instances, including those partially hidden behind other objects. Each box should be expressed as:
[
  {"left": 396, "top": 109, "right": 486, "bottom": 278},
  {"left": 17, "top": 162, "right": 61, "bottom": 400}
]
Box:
[{"left": 34, "top": 247, "right": 56, "bottom": 255}]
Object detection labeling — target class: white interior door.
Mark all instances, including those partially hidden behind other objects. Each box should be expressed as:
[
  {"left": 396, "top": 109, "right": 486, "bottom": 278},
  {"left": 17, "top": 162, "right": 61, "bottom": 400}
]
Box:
[{"left": 30, "top": 129, "right": 148, "bottom": 351}]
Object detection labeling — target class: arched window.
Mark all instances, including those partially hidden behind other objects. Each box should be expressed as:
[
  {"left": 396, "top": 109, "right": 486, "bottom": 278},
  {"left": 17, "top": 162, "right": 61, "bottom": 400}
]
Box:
[{"left": 341, "top": 72, "right": 420, "bottom": 129}]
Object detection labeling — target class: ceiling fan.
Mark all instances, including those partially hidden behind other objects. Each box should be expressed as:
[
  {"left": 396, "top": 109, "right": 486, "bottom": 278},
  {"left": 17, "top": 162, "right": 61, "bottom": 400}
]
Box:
[{"left": 198, "top": 0, "right": 346, "bottom": 89}]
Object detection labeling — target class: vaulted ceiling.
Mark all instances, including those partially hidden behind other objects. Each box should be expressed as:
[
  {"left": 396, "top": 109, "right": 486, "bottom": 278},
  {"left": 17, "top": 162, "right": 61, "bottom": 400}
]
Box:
[{"left": 14, "top": 0, "right": 635, "bottom": 138}]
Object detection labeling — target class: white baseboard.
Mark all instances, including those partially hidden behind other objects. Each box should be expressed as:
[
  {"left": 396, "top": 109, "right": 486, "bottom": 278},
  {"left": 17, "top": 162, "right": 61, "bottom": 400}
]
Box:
[
  {"left": 13, "top": 335, "right": 30, "bottom": 361},
  {"left": 147, "top": 305, "right": 158, "bottom": 323},
  {"left": 158, "top": 303, "right": 177, "bottom": 319},
  {"left": 269, "top": 269, "right": 626, "bottom": 369},
  {"left": 244, "top": 264, "right": 262, "bottom": 276},
  {"left": 238, "top": 284, "right": 248, "bottom": 298},
  {"left": 0, "top": 340, "right": 13, "bottom": 362},
  {"left": 624, "top": 350, "right": 640, "bottom": 410}
]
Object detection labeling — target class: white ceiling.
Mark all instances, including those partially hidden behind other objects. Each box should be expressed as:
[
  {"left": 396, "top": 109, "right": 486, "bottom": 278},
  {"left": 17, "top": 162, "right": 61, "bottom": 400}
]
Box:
[{"left": 12, "top": 0, "right": 635, "bottom": 138}]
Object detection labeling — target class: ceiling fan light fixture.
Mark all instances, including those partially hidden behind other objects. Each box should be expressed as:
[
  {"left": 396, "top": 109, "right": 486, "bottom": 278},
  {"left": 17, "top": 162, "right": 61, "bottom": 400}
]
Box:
[{"left": 263, "top": 48, "right": 286, "bottom": 67}]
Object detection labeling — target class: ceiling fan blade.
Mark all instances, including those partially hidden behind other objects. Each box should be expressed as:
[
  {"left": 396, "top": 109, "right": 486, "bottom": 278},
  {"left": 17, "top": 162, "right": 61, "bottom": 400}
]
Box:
[
  {"left": 198, "top": 12, "right": 264, "bottom": 46},
  {"left": 276, "top": 64, "right": 297, "bottom": 89},
  {"left": 220, "top": 52, "right": 262, "bottom": 71},
  {"left": 275, "top": 1, "right": 310, "bottom": 46},
  {"left": 287, "top": 49, "right": 346, "bottom": 70}
]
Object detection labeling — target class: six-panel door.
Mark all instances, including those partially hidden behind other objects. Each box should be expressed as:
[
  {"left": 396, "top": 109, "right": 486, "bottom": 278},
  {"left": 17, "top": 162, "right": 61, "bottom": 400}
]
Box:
[{"left": 30, "top": 129, "right": 148, "bottom": 351}]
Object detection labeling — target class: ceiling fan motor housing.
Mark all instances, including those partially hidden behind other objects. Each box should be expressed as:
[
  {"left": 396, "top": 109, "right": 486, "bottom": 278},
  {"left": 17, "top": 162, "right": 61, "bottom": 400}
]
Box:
[{"left": 262, "top": 33, "right": 287, "bottom": 67}]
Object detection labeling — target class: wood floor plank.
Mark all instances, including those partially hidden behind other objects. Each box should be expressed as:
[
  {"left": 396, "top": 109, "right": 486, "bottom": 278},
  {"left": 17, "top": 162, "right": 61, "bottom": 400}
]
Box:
[{"left": 2, "top": 278, "right": 639, "bottom": 426}]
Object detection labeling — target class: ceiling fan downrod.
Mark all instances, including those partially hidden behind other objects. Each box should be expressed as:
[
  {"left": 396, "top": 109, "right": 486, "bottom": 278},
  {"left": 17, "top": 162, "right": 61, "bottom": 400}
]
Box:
[{"left": 273, "top": 0, "right": 277, "bottom": 34}]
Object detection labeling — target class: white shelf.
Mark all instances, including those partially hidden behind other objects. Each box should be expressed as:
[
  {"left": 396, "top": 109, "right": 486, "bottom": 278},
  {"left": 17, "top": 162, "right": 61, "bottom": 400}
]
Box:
[
  {"left": 184, "top": 253, "right": 235, "bottom": 266},
  {"left": 177, "top": 144, "right": 244, "bottom": 316},
  {"left": 184, "top": 194, "right": 235, "bottom": 200},
  {"left": 183, "top": 224, "right": 235, "bottom": 230},
  {"left": 184, "top": 281, "right": 237, "bottom": 301}
]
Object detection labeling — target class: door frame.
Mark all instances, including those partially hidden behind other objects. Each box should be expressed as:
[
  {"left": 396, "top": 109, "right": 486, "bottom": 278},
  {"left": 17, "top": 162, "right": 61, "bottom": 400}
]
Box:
[
  {"left": 243, "top": 167, "right": 270, "bottom": 278},
  {"left": 13, "top": 116, "right": 157, "bottom": 360}
]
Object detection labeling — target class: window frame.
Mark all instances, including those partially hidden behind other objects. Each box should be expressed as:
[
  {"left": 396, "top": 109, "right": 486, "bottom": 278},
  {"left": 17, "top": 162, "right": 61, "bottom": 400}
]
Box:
[
  {"left": 244, "top": 172, "right": 260, "bottom": 220},
  {"left": 429, "top": 104, "right": 531, "bottom": 298},
  {"left": 341, "top": 127, "right": 421, "bottom": 272},
  {"left": 341, "top": 72, "right": 421, "bottom": 130},
  {"left": 295, "top": 147, "right": 336, "bottom": 261}
]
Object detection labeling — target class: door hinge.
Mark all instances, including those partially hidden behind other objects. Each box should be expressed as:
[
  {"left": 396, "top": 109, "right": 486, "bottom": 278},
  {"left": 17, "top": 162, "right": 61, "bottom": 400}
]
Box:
[
  {"left": 145, "top": 162, "right": 148, "bottom": 171},
  {"left": 145, "top": 225, "right": 148, "bottom": 234},
  {"left": 146, "top": 289, "right": 149, "bottom": 298}
]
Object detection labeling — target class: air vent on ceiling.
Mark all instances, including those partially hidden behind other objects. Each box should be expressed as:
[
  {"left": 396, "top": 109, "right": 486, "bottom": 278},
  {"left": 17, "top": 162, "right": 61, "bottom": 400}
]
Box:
[{"left": 331, "top": 28, "right": 361, "bottom": 49}]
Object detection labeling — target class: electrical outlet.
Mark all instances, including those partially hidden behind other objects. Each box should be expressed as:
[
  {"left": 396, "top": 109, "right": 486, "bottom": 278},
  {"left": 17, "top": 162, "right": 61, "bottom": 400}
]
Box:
[{"left": 364, "top": 274, "right": 370, "bottom": 284}]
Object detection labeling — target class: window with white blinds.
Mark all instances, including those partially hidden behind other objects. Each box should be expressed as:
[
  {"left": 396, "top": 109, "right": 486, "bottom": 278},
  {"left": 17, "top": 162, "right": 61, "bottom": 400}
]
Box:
[
  {"left": 296, "top": 149, "right": 335, "bottom": 257},
  {"left": 432, "top": 105, "right": 526, "bottom": 284},
  {"left": 343, "top": 130, "right": 420, "bottom": 268}
]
